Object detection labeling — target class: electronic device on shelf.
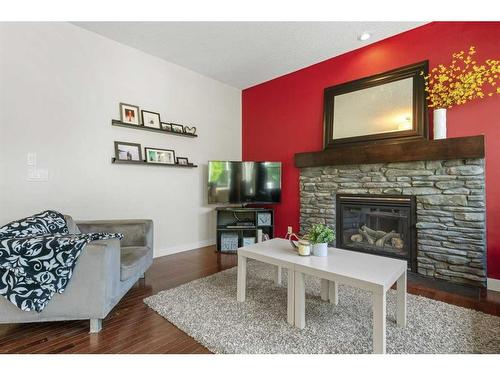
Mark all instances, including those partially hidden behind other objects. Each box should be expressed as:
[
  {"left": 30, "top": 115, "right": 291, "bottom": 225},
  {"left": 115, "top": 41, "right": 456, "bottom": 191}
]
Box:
[
  {"left": 226, "top": 221, "right": 255, "bottom": 228},
  {"left": 208, "top": 161, "right": 281, "bottom": 204}
]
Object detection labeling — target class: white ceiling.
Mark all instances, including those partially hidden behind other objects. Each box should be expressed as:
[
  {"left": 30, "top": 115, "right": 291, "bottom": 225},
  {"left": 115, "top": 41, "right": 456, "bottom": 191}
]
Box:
[{"left": 74, "top": 22, "right": 426, "bottom": 89}]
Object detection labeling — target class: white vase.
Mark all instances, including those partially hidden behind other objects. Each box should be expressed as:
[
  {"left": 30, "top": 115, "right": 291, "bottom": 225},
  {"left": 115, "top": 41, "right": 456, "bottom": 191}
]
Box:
[
  {"left": 433, "top": 108, "right": 447, "bottom": 139},
  {"left": 312, "top": 243, "right": 328, "bottom": 257}
]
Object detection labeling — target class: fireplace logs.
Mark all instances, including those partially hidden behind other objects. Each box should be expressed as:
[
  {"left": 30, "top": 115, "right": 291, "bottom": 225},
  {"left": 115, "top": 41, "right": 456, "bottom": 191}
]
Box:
[
  {"left": 351, "top": 234, "right": 363, "bottom": 242},
  {"left": 391, "top": 237, "right": 404, "bottom": 249},
  {"left": 375, "top": 231, "right": 400, "bottom": 247},
  {"left": 351, "top": 225, "right": 403, "bottom": 248}
]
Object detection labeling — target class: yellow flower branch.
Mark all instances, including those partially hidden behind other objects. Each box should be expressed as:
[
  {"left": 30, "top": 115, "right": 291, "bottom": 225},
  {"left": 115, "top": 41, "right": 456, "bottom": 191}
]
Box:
[{"left": 422, "top": 46, "right": 499, "bottom": 109}]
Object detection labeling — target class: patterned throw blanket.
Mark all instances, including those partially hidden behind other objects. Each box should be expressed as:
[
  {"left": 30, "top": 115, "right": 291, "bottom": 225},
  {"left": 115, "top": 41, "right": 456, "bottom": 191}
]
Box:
[{"left": 0, "top": 211, "right": 123, "bottom": 312}]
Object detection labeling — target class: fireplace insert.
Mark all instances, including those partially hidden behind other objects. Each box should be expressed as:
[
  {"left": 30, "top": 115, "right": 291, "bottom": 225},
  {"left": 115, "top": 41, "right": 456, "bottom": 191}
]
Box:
[{"left": 336, "top": 194, "right": 417, "bottom": 272}]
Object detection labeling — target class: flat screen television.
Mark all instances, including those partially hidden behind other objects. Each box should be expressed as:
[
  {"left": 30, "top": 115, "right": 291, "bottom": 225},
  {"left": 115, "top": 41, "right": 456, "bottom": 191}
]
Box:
[{"left": 208, "top": 161, "right": 281, "bottom": 204}]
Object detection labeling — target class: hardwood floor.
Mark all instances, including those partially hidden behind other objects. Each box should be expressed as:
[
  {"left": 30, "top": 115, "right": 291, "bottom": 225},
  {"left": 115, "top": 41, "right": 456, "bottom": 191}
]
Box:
[{"left": 1, "top": 245, "right": 499, "bottom": 354}]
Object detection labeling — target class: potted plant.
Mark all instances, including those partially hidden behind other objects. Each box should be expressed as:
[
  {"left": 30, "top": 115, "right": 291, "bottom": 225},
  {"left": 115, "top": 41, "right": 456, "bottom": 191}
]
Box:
[
  {"left": 423, "top": 46, "right": 499, "bottom": 139},
  {"left": 307, "top": 224, "right": 335, "bottom": 257}
]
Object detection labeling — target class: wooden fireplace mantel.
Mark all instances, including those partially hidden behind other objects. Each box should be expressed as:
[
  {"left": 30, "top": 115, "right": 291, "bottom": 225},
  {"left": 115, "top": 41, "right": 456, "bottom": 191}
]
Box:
[{"left": 294, "top": 135, "right": 485, "bottom": 168}]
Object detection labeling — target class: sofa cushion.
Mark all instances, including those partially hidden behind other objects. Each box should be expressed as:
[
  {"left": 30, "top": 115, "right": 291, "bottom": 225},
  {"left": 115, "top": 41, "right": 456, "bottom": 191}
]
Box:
[{"left": 120, "top": 246, "right": 151, "bottom": 281}]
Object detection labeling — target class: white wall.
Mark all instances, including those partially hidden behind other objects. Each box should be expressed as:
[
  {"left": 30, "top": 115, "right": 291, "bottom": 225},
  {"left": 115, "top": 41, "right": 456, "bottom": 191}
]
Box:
[{"left": 0, "top": 22, "right": 242, "bottom": 257}]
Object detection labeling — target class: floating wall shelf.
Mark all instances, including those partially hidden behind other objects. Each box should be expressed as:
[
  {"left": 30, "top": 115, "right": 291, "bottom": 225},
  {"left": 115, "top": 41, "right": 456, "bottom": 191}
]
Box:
[
  {"left": 111, "top": 158, "right": 198, "bottom": 168},
  {"left": 111, "top": 120, "right": 198, "bottom": 138}
]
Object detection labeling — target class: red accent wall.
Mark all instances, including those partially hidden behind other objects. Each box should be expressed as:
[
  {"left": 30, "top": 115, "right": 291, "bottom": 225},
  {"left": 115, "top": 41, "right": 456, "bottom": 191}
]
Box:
[{"left": 242, "top": 22, "right": 500, "bottom": 279}]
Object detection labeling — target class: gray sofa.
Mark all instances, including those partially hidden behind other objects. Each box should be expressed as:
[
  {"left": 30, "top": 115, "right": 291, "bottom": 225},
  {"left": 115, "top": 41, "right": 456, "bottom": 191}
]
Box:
[{"left": 0, "top": 216, "right": 153, "bottom": 333}]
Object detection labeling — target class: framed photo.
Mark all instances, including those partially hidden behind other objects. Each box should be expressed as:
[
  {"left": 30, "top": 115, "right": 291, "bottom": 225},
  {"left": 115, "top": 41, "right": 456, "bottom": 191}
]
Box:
[
  {"left": 114, "top": 141, "right": 142, "bottom": 162},
  {"left": 120, "top": 103, "right": 140, "bottom": 125},
  {"left": 177, "top": 157, "right": 189, "bottom": 165},
  {"left": 171, "top": 123, "right": 184, "bottom": 133},
  {"left": 145, "top": 147, "right": 175, "bottom": 164},
  {"left": 141, "top": 110, "right": 161, "bottom": 129},
  {"left": 161, "top": 122, "right": 172, "bottom": 132}
]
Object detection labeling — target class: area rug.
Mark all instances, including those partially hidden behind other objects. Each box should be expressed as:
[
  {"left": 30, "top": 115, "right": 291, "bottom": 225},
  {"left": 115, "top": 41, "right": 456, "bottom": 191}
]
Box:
[{"left": 143, "top": 261, "right": 500, "bottom": 354}]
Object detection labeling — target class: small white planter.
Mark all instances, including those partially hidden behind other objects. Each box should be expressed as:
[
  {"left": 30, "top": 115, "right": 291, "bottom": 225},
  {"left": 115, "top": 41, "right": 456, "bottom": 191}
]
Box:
[
  {"left": 312, "top": 243, "right": 328, "bottom": 257},
  {"left": 434, "top": 108, "right": 447, "bottom": 139}
]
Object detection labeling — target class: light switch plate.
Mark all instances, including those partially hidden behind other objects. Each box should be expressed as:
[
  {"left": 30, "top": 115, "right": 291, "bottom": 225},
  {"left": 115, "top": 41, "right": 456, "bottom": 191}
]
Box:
[
  {"left": 27, "top": 153, "right": 37, "bottom": 166},
  {"left": 26, "top": 153, "right": 48, "bottom": 182},
  {"left": 27, "top": 167, "right": 49, "bottom": 182},
  {"left": 27, "top": 167, "right": 37, "bottom": 181},
  {"left": 37, "top": 169, "right": 49, "bottom": 181}
]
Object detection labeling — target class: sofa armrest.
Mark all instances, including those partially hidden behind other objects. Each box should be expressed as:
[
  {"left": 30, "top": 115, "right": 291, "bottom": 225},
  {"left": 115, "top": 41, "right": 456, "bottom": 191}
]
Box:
[
  {"left": 76, "top": 219, "right": 153, "bottom": 249},
  {"left": 0, "top": 238, "right": 122, "bottom": 323},
  {"left": 63, "top": 238, "right": 122, "bottom": 318}
]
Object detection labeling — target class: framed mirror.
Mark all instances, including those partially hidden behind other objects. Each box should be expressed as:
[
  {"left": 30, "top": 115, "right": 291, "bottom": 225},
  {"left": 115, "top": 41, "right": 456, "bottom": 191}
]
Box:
[{"left": 323, "top": 61, "right": 428, "bottom": 149}]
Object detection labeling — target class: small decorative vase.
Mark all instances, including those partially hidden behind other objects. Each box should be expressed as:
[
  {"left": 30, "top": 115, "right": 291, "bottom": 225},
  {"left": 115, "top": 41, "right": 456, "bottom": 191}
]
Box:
[
  {"left": 433, "top": 108, "right": 447, "bottom": 139},
  {"left": 289, "top": 233, "right": 311, "bottom": 256},
  {"left": 312, "top": 243, "right": 328, "bottom": 257},
  {"left": 257, "top": 229, "right": 263, "bottom": 243},
  {"left": 297, "top": 240, "right": 312, "bottom": 256}
]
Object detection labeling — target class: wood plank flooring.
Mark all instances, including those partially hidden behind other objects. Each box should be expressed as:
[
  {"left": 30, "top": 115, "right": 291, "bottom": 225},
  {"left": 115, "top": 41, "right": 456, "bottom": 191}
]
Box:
[{"left": 0, "top": 245, "right": 499, "bottom": 354}]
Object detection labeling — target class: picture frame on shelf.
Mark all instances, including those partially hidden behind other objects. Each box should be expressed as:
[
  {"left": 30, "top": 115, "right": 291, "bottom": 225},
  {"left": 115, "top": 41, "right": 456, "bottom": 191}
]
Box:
[
  {"left": 114, "top": 141, "right": 142, "bottom": 162},
  {"left": 145, "top": 147, "right": 176, "bottom": 164},
  {"left": 184, "top": 126, "right": 197, "bottom": 135},
  {"left": 177, "top": 157, "right": 189, "bottom": 165},
  {"left": 243, "top": 237, "right": 256, "bottom": 247},
  {"left": 161, "top": 122, "right": 172, "bottom": 132},
  {"left": 119, "top": 103, "right": 140, "bottom": 126},
  {"left": 257, "top": 212, "right": 272, "bottom": 226},
  {"left": 171, "top": 123, "right": 184, "bottom": 133},
  {"left": 141, "top": 110, "right": 161, "bottom": 129}
]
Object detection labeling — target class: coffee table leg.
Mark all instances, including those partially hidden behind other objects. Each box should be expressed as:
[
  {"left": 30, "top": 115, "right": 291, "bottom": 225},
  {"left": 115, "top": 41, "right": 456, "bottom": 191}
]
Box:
[
  {"left": 294, "top": 271, "right": 306, "bottom": 329},
  {"left": 320, "top": 279, "right": 329, "bottom": 301},
  {"left": 237, "top": 255, "right": 247, "bottom": 302},
  {"left": 329, "top": 281, "right": 338, "bottom": 305},
  {"left": 287, "top": 268, "right": 295, "bottom": 325},
  {"left": 274, "top": 266, "right": 282, "bottom": 286},
  {"left": 372, "top": 291, "right": 386, "bottom": 354},
  {"left": 396, "top": 270, "right": 407, "bottom": 328}
]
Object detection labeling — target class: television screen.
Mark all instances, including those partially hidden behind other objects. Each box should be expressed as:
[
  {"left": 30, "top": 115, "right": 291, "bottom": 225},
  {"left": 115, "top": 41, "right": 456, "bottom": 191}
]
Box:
[{"left": 208, "top": 161, "right": 281, "bottom": 204}]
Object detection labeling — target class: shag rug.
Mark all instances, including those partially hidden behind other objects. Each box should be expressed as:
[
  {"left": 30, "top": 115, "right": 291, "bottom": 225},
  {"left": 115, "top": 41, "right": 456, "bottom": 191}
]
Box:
[{"left": 143, "top": 261, "right": 500, "bottom": 354}]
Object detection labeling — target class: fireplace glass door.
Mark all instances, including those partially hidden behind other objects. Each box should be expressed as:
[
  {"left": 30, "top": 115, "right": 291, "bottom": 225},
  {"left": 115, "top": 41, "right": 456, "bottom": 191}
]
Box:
[{"left": 336, "top": 194, "right": 416, "bottom": 271}]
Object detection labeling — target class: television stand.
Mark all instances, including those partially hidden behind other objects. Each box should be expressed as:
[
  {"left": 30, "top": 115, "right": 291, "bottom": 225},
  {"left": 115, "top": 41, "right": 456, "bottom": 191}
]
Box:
[{"left": 215, "top": 207, "right": 274, "bottom": 253}]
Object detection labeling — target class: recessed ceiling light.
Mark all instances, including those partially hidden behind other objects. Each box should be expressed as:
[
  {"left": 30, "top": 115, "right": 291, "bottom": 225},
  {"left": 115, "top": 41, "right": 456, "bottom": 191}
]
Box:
[{"left": 358, "top": 32, "right": 371, "bottom": 41}]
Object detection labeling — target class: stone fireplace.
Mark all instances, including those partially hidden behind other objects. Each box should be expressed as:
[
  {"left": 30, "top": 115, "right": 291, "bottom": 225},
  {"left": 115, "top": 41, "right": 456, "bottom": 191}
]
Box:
[
  {"left": 336, "top": 194, "right": 417, "bottom": 272},
  {"left": 299, "top": 159, "right": 486, "bottom": 287}
]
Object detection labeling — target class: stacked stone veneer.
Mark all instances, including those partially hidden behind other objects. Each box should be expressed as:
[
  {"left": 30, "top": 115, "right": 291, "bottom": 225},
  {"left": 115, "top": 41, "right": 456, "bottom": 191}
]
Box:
[{"left": 299, "top": 159, "right": 486, "bottom": 286}]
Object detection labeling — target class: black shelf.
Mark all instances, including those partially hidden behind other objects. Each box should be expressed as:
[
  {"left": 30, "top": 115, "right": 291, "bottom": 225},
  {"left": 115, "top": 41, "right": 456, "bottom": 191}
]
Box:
[
  {"left": 112, "top": 120, "right": 198, "bottom": 138},
  {"left": 111, "top": 158, "right": 198, "bottom": 168},
  {"left": 215, "top": 207, "right": 272, "bottom": 212},
  {"left": 216, "top": 208, "right": 274, "bottom": 252},
  {"left": 218, "top": 227, "right": 257, "bottom": 230}
]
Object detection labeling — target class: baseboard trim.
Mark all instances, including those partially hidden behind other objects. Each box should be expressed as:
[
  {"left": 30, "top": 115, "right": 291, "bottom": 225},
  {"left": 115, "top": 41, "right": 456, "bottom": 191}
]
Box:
[
  {"left": 487, "top": 278, "right": 500, "bottom": 292},
  {"left": 154, "top": 239, "right": 216, "bottom": 258}
]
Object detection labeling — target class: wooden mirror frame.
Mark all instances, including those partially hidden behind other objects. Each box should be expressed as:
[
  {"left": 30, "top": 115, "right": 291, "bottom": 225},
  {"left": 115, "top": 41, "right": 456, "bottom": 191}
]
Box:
[{"left": 323, "top": 61, "right": 429, "bottom": 149}]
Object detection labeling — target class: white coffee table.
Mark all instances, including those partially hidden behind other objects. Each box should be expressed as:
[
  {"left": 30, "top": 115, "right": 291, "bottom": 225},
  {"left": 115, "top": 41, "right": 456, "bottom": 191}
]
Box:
[
  {"left": 237, "top": 239, "right": 298, "bottom": 325},
  {"left": 237, "top": 238, "right": 407, "bottom": 354}
]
